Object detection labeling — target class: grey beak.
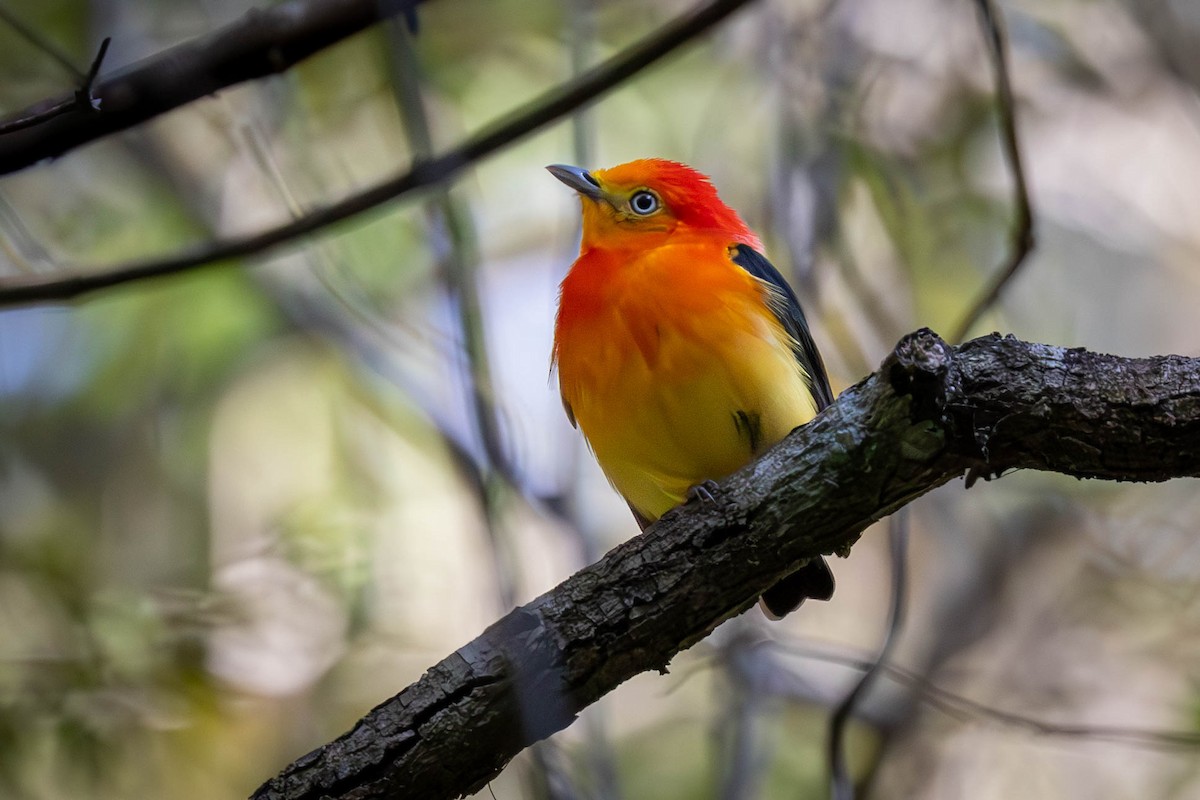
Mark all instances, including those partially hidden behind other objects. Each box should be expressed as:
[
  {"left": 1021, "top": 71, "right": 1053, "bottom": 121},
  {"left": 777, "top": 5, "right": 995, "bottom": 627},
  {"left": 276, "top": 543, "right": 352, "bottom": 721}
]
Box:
[{"left": 546, "top": 164, "right": 604, "bottom": 199}]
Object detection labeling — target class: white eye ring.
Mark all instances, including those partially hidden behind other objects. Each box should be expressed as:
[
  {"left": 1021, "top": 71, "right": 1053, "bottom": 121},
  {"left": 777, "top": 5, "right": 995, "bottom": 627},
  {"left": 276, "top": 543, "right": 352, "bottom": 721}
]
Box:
[{"left": 629, "top": 190, "right": 660, "bottom": 215}]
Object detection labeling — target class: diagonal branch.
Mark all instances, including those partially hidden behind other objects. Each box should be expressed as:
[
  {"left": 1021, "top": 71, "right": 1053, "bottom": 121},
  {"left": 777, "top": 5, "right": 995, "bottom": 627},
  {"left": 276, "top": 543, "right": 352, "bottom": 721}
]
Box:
[
  {"left": 251, "top": 330, "right": 1200, "bottom": 800},
  {"left": 0, "top": 0, "right": 427, "bottom": 172},
  {"left": 0, "top": 0, "right": 758, "bottom": 308},
  {"left": 0, "top": 37, "right": 113, "bottom": 136}
]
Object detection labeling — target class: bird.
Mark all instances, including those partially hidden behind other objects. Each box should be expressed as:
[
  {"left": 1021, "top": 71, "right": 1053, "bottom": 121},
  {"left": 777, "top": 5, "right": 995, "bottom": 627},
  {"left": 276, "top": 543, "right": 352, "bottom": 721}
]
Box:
[{"left": 548, "top": 158, "right": 835, "bottom": 618}]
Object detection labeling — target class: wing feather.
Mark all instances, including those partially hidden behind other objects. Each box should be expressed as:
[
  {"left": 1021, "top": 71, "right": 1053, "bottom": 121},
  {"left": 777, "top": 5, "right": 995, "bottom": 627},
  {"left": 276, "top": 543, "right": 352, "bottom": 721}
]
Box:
[{"left": 730, "top": 245, "right": 833, "bottom": 410}]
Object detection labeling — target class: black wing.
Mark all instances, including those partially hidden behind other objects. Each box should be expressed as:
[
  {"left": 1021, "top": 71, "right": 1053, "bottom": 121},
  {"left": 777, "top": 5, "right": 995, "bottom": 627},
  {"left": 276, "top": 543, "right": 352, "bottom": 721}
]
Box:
[
  {"left": 730, "top": 245, "right": 833, "bottom": 411},
  {"left": 732, "top": 244, "right": 837, "bottom": 617}
]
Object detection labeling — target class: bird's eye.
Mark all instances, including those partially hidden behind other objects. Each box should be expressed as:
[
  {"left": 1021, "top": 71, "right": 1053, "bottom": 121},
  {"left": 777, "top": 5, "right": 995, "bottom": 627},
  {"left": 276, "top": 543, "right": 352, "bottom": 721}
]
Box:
[{"left": 629, "top": 190, "right": 660, "bottom": 216}]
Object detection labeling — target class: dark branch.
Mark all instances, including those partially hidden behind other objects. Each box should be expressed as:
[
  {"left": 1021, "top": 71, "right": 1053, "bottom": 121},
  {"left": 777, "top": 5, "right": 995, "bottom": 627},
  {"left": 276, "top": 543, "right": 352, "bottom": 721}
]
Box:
[
  {"left": 0, "top": 0, "right": 425, "bottom": 171},
  {"left": 0, "top": 0, "right": 758, "bottom": 308},
  {"left": 0, "top": 96, "right": 75, "bottom": 136},
  {"left": 951, "top": 0, "right": 1035, "bottom": 342},
  {"left": 251, "top": 330, "right": 1200, "bottom": 800},
  {"left": 0, "top": 34, "right": 110, "bottom": 135}
]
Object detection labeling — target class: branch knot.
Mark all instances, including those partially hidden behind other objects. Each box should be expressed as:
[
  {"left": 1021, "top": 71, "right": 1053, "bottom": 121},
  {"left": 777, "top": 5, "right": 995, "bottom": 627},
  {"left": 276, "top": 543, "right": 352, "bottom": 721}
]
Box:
[{"left": 888, "top": 328, "right": 952, "bottom": 423}]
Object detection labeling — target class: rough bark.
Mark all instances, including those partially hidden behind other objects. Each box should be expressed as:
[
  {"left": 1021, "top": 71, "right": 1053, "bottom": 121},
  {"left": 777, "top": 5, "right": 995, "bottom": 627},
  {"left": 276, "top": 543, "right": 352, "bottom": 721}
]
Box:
[{"left": 251, "top": 330, "right": 1200, "bottom": 800}]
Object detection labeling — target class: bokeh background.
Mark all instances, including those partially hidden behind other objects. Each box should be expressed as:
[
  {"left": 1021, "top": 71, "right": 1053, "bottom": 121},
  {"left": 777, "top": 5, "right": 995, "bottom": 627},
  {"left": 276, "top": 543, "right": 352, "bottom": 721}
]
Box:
[{"left": 3, "top": 0, "right": 1200, "bottom": 797}]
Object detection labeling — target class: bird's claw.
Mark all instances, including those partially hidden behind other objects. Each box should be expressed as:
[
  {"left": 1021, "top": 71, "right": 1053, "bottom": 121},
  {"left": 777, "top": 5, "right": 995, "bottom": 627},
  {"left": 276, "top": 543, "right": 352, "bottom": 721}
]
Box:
[
  {"left": 687, "top": 479, "right": 722, "bottom": 506},
  {"left": 964, "top": 465, "right": 1004, "bottom": 489}
]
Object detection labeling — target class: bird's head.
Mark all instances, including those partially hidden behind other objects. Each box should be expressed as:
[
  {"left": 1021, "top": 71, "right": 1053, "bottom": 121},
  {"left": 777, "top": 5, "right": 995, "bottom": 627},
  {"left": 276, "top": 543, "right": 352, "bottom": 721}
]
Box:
[{"left": 547, "top": 159, "right": 761, "bottom": 251}]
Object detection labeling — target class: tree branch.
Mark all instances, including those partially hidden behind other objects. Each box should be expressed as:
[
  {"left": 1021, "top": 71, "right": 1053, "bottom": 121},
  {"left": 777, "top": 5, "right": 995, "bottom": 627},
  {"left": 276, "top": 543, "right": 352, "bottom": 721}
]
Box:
[
  {"left": 252, "top": 330, "right": 1200, "bottom": 800},
  {"left": 0, "top": 0, "right": 757, "bottom": 308},
  {"left": 0, "top": 0, "right": 426, "bottom": 173}
]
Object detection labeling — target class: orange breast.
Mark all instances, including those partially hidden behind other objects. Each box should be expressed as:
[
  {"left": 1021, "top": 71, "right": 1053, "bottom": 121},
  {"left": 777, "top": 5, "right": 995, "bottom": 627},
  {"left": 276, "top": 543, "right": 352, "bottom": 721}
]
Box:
[{"left": 553, "top": 238, "right": 818, "bottom": 520}]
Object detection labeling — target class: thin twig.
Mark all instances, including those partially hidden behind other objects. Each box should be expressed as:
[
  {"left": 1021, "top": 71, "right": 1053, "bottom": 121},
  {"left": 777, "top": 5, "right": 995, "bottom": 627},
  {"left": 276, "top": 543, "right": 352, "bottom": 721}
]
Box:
[
  {"left": 950, "top": 0, "right": 1034, "bottom": 343},
  {"left": 0, "top": 0, "right": 428, "bottom": 173},
  {"left": 0, "top": 36, "right": 110, "bottom": 135},
  {"left": 74, "top": 36, "right": 111, "bottom": 111},
  {"left": 778, "top": 638, "right": 1200, "bottom": 752},
  {"left": 828, "top": 509, "right": 908, "bottom": 800},
  {"left": 0, "top": 194, "right": 55, "bottom": 273},
  {"left": 0, "top": 97, "right": 74, "bottom": 135},
  {"left": 0, "top": 0, "right": 758, "bottom": 308}
]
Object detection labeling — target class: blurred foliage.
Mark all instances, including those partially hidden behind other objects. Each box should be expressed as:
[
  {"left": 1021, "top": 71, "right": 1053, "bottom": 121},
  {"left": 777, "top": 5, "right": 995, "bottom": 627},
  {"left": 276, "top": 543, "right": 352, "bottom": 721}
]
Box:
[{"left": 3, "top": 0, "right": 1200, "bottom": 798}]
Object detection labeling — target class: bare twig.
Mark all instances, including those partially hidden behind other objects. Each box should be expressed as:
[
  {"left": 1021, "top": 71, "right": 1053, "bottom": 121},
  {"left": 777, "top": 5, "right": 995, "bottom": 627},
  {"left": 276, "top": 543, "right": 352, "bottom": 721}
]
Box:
[
  {"left": 0, "top": 36, "right": 110, "bottom": 135},
  {"left": 0, "top": 0, "right": 758, "bottom": 308},
  {"left": 950, "top": 0, "right": 1035, "bottom": 343},
  {"left": 779, "top": 638, "right": 1200, "bottom": 752},
  {"left": 0, "top": 0, "right": 427, "bottom": 172},
  {"left": 0, "top": 194, "right": 55, "bottom": 273},
  {"left": 74, "top": 37, "right": 111, "bottom": 110},
  {"left": 828, "top": 510, "right": 908, "bottom": 800},
  {"left": 0, "top": 96, "right": 75, "bottom": 136}
]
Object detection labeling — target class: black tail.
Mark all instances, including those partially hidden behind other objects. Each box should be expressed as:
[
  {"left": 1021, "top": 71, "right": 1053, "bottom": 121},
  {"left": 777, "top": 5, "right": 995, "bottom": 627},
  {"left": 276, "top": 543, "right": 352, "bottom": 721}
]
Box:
[{"left": 760, "top": 557, "right": 835, "bottom": 619}]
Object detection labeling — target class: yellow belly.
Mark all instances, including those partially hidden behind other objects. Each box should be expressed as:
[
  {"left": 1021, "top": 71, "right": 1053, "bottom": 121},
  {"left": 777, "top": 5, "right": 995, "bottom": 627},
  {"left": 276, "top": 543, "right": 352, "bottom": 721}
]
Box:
[{"left": 561, "top": 296, "right": 818, "bottom": 521}]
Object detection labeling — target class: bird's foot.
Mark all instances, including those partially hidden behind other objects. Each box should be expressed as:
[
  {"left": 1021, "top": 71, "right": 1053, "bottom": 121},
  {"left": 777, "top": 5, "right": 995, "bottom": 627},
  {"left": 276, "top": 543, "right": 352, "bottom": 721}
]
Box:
[
  {"left": 686, "top": 479, "right": 722, "bottom": 506},
  {"left": 964, "top": 464, "right": 1005, "bottom": 489}
]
